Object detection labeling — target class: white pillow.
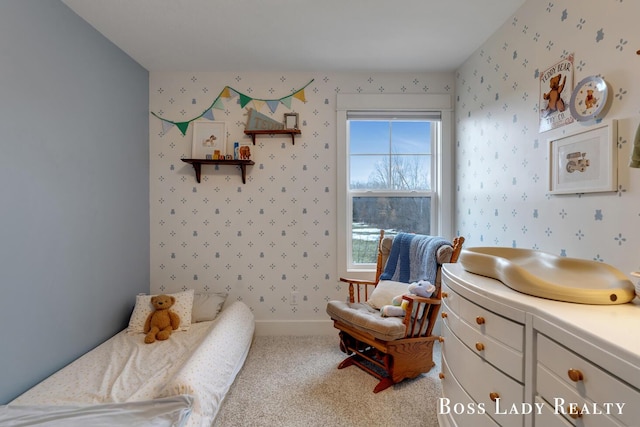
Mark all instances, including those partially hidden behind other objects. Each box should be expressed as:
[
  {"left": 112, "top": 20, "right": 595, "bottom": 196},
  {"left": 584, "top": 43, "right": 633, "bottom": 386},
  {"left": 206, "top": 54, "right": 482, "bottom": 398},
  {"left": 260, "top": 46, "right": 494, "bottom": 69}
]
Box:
[
  {"left": 127, "top": 289, "right": 194, "bottom": 334},
  {"left": 366, "top": 280, "right": 410, "bottom": 309},
  {"left": 191, "top": 292, "right": 228, "bottom": 322}
]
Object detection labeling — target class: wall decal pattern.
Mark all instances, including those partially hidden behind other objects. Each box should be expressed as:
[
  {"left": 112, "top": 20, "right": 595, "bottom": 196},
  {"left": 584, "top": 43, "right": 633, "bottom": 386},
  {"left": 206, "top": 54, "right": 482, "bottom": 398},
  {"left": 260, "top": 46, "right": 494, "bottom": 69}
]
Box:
[
  {"left": 455, "top": 0, "right": 640, "bottom": 276},
  {"left": 150, "top": 72, "right": 454, "bottom": 323}
]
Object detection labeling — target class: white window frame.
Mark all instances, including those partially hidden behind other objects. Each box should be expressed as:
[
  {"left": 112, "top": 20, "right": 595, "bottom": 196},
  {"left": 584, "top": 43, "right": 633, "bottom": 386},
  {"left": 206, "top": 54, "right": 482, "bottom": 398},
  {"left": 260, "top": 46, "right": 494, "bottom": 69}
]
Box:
[{"left": 336, "top": 93, "right": 454, "bottom": 280}]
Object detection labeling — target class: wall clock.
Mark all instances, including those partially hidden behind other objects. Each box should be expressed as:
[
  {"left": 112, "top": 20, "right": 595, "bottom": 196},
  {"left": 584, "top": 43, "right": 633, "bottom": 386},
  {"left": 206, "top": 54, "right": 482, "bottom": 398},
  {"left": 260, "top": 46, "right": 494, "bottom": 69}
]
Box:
[{"left": 569, "top": 75, "right": 610, "bottom": 122}]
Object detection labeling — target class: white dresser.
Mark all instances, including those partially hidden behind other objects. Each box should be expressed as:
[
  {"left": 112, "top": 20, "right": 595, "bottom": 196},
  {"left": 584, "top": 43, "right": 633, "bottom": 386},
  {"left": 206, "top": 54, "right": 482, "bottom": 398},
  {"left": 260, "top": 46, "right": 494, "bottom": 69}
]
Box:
[{"left": 438, "top": 263, "right": 640, "bottom": 427}]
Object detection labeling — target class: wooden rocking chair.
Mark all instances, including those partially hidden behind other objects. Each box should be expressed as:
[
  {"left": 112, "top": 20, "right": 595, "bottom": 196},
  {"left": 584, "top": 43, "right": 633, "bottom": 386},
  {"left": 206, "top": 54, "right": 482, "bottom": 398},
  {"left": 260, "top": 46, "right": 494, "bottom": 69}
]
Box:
[{"left": 326, "top": 230, "right": 464, "bottom": 393}]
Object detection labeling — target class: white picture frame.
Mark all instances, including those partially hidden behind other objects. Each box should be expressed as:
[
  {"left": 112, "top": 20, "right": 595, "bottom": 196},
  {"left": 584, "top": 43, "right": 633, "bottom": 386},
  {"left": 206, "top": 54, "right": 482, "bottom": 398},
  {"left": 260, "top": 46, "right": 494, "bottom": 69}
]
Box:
[
  {"left": 284, "top": 112, "right": 299, "bottom": 130},
  {"left": 191, "top": 121, "right": 226, "bottom": 159},
  {"left": 548, "top": 120, "right": 617, "bottom": 194}
]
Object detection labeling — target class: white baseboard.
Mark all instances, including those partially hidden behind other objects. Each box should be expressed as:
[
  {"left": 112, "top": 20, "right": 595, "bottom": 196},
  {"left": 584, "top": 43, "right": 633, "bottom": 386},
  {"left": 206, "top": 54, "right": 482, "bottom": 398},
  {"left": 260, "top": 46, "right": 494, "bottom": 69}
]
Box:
[
  {"left": 253, "top": 317, "right": 442, "bottom": 337},
  {"left": 254, "top": 316, "right": 442, "bottom": 337},
  {"left": 255, "top": 319, "right": 335, "bottom": 336}
]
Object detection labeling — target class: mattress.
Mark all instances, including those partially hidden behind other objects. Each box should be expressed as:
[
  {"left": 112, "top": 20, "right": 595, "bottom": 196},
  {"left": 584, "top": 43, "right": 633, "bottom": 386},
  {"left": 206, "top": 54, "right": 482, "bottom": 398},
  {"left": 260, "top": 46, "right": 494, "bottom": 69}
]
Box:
[{"left": 7, "top": 301, "right": 255, "bottom": 427}]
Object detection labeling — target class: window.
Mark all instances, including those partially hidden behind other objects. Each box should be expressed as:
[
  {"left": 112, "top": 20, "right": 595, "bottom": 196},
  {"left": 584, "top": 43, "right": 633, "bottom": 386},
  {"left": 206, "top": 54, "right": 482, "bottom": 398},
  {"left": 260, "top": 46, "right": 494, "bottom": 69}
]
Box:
[
  {"left": 337, "top": 94, "right": 453, "bottom": 278},
  {"left": 349, "top": 114, "right": 437, "bottom": 265}
]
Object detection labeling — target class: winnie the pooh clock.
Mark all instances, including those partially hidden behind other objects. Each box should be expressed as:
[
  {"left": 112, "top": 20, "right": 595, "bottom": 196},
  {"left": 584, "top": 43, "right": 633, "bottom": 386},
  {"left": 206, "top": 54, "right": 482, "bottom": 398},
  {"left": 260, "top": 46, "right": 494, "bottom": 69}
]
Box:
[{"left": 569, "top": 75, "right": 610, "bottom": 122}]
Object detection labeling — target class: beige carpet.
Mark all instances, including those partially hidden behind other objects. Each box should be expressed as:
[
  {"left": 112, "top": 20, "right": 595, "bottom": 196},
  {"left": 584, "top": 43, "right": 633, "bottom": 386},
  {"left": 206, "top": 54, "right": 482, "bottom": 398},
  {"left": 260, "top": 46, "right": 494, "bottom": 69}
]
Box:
[{"left": 213, "top": 335, "right": 442, "bottom": 427}]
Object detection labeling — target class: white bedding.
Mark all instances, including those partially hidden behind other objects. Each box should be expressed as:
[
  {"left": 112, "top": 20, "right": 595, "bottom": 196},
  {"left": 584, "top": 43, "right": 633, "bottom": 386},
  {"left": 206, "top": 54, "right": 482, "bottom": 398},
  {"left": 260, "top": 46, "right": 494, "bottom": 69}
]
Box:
[{"left": 8, "top": 301, "right": 255, "bottom": 427}]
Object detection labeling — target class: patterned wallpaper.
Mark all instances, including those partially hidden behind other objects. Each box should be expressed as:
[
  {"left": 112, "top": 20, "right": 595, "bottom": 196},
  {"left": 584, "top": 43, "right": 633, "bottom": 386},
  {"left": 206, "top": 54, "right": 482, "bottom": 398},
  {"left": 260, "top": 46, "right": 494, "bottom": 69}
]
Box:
[
  {"left": 149, "top": 1, "right": 640, "bottom": 333},
  {"left": 149, "top": 72, "right": 454, "bottom": 331},
  {"left": 455, "top": 0, "right": 640, "bottom": 276}
]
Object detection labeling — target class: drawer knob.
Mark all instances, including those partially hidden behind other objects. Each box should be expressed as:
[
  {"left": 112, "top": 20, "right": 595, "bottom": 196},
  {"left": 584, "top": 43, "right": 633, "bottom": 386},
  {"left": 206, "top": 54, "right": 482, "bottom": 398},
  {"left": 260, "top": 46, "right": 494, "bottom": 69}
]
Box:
[
  {"left": 567, "top": 406, "right": 582, "bottom": 419},
  {"left": 441, "top": 312, "right": 448, "bottom": 319},
  {"left": 476, "top": 316, "right": 485, "bottom": 325},
  {"left": 442, "top": 292, "right": 449, "bottom": 298},
  {"left": 567, "top": 369, "right": 584, "bottom": 382},
  {"left": 475, "top": 342, "right": 485, "bottom": 351},
  {"left": 489, "top": 392, "right": 500, "bottom": 402},
  {"left": 439, "top": 372, "right": 445, "bottom": 379}
]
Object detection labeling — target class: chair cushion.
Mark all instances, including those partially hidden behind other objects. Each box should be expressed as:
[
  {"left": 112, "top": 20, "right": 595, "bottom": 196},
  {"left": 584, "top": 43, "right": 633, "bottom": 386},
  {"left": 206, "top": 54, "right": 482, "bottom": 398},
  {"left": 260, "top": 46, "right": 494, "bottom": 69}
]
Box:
[{"left": 326, "top": 300, "right": 406, "bottom": 341}]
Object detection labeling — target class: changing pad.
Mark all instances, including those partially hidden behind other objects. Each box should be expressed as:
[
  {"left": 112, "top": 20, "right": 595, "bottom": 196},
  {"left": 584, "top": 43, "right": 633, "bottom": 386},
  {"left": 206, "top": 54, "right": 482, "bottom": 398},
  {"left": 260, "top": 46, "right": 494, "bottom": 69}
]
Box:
[{"left": 459, "top": 247, "right": 635, "bottom": 305}]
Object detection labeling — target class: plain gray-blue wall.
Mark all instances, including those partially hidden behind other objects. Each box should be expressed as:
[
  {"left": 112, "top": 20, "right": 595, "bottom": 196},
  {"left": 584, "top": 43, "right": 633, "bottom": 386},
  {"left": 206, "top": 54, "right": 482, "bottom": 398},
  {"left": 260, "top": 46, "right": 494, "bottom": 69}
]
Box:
[{"left": 0, "top": 0, "right": 149, "bottom": 403}]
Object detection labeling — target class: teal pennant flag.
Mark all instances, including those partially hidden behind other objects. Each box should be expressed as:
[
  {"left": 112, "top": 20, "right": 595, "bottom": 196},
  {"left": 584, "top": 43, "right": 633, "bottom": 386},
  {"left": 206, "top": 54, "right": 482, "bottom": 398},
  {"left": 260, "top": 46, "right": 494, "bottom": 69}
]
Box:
[{"left": 175, "top": 122, "right": 190, "bottom": 136}]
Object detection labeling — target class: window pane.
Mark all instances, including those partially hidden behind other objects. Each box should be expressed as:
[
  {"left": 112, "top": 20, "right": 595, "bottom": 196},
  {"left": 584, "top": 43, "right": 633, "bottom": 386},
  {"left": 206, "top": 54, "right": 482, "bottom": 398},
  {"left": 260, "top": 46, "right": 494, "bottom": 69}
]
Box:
[
  {"left": 352, "top": 196, "right": 431, "bottom": 264},
  {"left": 350, "top": 154, "right": 431, "bottom": 190},
  {"left": 349, "top": 121, "right": 389, "bottom": 154},
  {"left": 389, "top": 155, "right": 431, "bottom": 190},
  {"left": 350, "top": 154, "right": 388, "bottom": 189},
  {"left": 391, "top": 121, "right": 431, "bottom": 154}
]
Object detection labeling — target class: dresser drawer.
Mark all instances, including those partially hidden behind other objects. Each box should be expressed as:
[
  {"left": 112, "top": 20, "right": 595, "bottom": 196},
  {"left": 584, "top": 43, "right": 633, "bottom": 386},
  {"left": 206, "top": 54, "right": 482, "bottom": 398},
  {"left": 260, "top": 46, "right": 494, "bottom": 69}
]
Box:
[
  {"left": 443, "top": 322, "right": 524, "bottom": 427},
  {"left": 441, "top": 354, "right": 500, "bottom": 427},
  {"left": 534, "top": 396, "right": 572, "bottom": 427},
  {"left": 537, "top": 363, "right": 624, "bottom": 427},
  {"left": 537, "top": 333, "right": 638, "bottom": 426},
  {"left": 441, "top": 282, "right": 460, "bottom": 317},
  {"left": 452, "top": 313, "right": 523, "bottom": 382},
  {"left": 457, "top": 291, "right": 523, "bottom": 352},
  {"left": 441, "top": 296, "right": 460, "bottom": 337}
]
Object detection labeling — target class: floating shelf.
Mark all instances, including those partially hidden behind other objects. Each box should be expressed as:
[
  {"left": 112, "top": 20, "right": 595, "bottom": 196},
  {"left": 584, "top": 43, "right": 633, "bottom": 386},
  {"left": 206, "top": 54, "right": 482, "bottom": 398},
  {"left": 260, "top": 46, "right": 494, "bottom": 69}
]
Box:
[
  {"left": 181, "top": 158, "right": 255, "bottom": 184},
  {"left": 244, "top": 129, "right": 301, "bottom": 145}
]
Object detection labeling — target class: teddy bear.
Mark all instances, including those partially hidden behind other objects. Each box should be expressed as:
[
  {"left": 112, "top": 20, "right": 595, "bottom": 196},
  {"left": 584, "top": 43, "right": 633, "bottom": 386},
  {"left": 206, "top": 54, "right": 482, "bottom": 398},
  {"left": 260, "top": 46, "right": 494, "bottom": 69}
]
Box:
[
  {"left": 542, "top": 73, "right": 566, "bottom": 116},
  {"left": 143, "top": 294, "right": 181, "bottom": 344},
  {"left": 239, "top": 145, "right": 251, "bottom": 160},
  {"left": 584, "top": 89, "right": 597, "bottom": 109},
  {"left": 407, "top": 280, "right": 436, "bottom": 298}
]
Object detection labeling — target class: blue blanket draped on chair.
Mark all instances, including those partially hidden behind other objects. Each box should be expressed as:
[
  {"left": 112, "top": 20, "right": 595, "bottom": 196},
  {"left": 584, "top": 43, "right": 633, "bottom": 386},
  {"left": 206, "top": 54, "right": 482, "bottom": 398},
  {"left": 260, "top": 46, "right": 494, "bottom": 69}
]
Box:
[{"left": 379, "top": 233, "right": 451, "bottom": 285}]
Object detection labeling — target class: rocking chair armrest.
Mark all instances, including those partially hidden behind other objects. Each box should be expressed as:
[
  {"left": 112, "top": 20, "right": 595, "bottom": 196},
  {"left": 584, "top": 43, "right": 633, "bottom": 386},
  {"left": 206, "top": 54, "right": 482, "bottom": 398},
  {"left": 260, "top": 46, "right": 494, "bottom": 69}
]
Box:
[
  {"left": 339, "top": 277, "right": 378, "bottom": 303},
  {"left": 339, "top": 277, "right": 378, "bottom": 286},
  {"left": 401, "top": 294, "right": 442, "bottom": 306}
]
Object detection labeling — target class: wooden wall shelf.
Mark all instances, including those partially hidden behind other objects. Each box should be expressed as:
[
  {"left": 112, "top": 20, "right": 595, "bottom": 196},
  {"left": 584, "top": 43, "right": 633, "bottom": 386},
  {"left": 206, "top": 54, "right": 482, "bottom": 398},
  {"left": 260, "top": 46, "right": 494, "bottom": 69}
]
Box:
[
  {"left": 181, "top": 159, "right": 255, "bottom": 184},
  {"left": 244, "top": 129, "right": 301, "bottom": 145}
]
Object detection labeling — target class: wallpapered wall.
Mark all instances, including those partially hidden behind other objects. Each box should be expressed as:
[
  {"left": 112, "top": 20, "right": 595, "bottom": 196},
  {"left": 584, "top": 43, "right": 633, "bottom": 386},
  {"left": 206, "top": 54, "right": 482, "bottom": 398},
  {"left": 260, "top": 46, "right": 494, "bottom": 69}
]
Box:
[
  {"left": 149, "top": 72, "right": 454, "bottom": 332},
  {"left": 455, "top": 0, "right": 640, "bottom": 276}
]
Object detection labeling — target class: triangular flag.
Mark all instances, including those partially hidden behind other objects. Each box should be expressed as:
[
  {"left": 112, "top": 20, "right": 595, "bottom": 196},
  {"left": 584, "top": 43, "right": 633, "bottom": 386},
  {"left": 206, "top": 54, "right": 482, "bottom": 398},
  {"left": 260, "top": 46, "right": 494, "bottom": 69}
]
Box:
[
  {"left": 266, "top": 100, "right": 279, "bottom": 113},
  {"left": 227, "top": 88, "right": 239, "bottom": 99},
  {"left": 239, "top": 93, "right": 252, "bottom": 108},
  {"left": 220, "top": 87, "right": 232, "bottom": 98},
  {"left": 161, "top": 120, "right": 174, "bottom": 135},
  {"left": 252, "top": 99, "right": 266, "bottom": 112},
  {"left": 293, "top": 89, "right": 306, "bottom": 103},
  {"left": 175, "top": 121, "right": 190, "bottom": 136},
  {"left": 202, "top": 108, "right": 214, "bottom": 121},
  {"left": 280, "top": 96, "right": 292, "bottom": 109},
  {"left": 212, "top": 97, "right": 225, "bottom": 110}
]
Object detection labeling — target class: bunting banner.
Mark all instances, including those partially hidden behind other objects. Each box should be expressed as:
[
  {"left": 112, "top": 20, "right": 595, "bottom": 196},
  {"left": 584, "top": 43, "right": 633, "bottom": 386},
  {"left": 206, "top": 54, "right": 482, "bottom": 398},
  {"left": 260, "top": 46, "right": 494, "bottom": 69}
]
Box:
[{"left": 151, "top": 79, "right": 313, "bottom": 136}]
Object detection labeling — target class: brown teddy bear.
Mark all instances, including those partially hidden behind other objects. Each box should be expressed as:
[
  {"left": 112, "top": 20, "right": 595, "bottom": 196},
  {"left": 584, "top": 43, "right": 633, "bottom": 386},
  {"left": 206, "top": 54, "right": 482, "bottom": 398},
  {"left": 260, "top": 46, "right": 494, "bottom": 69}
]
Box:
[
  {"left": 543, "top": 73, "right": 567, "bottom": 115},
  {"left": 584, "top": 89, "right": 597, "bottom": 109},
  {"left": 143, "top": 294, "right": 181, "bottom": 344}
]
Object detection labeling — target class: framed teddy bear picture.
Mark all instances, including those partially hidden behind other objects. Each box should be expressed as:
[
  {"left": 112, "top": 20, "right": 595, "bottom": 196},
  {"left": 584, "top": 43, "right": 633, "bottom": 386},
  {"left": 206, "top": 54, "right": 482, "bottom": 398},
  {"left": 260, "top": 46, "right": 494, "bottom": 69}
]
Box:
[{"left": 539, "top": 54, "right": 574, "bottom": 133}]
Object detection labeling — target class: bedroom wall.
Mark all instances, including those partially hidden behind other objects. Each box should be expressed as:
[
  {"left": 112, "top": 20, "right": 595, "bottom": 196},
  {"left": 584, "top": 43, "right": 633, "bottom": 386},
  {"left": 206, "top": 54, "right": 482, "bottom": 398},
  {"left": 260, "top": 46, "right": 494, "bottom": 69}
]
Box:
[
  {"left": 455, "top": 0, "right": 640, "bottom": 277},
  {"left": 0, "top": 0, "right": 149, "bottom": 403},
  {"left": 149, "top": 72, "right": 454, "bottom": 334}
]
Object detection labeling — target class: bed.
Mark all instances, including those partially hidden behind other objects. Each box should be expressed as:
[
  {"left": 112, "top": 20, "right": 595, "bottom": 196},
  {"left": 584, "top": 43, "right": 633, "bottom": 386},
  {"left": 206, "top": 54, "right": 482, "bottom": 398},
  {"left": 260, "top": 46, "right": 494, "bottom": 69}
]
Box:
[{"left": 1, "top": 290, "right": 255, "bottom": 427}]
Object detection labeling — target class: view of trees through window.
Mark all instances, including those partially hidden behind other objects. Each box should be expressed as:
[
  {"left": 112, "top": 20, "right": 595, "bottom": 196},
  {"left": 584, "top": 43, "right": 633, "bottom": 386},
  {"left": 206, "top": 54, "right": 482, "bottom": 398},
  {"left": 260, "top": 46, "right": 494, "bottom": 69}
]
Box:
[{"left": 348, "top": 119, "right": 434, "bottom": 264}]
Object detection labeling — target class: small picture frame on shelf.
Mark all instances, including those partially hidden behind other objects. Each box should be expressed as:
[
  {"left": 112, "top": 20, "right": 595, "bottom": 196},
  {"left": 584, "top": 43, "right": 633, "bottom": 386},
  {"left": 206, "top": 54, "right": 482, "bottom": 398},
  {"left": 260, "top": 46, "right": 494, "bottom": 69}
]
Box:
[
  {"left": 192, "top": 121, "right": 226, "bottom": 159},
  {"left": 238, "top": 143, "right": 252, "bottom": 160},
  {"left": 284, "top": 113, "right": 299, "bottom": 130}
]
